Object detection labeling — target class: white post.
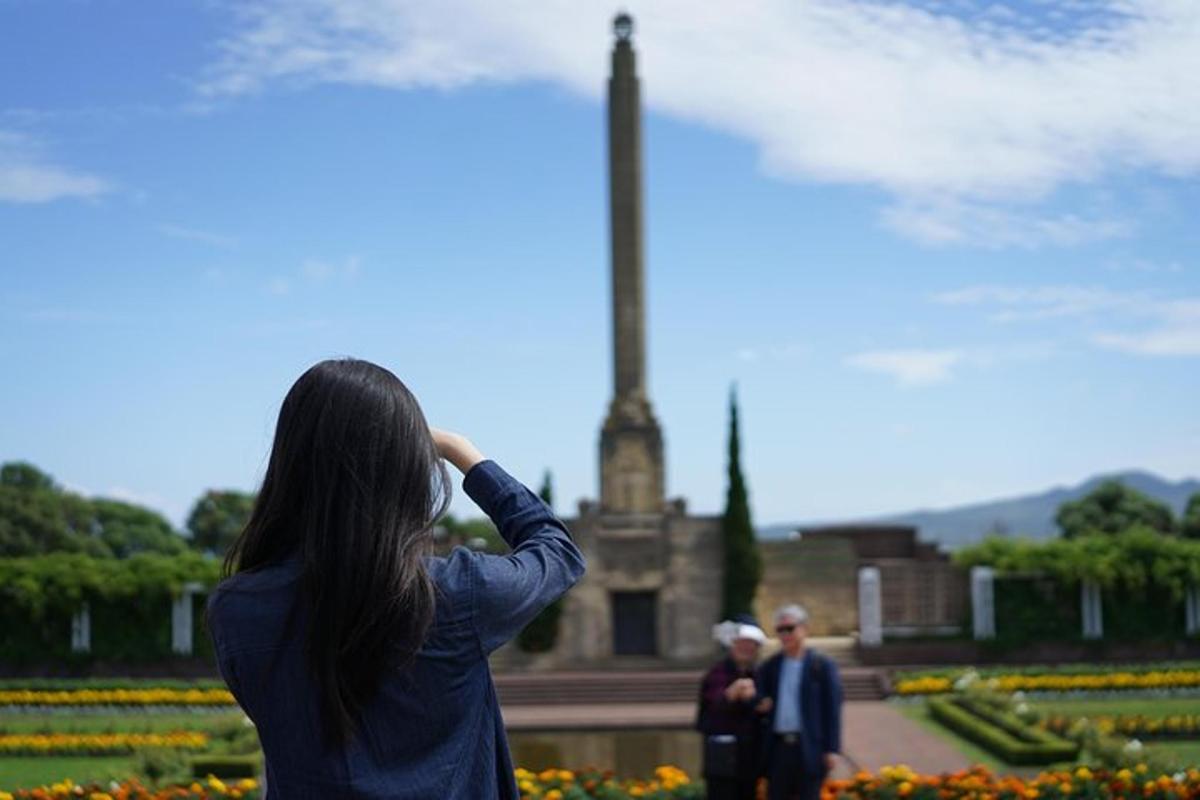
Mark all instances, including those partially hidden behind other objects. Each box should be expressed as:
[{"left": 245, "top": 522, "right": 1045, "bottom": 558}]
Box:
[
  {"left": 71, "top": 603, "right": 91, "bottom": 653},
  {"left": 1186, "top": 586, "right": 1200, "bottom": 636},
  {"left": 172, "top": 582, "right": 205, "bottom": 655},
  {"left": 971, "top": 566, "right": 996, "bottom": 640},
  {"left": 858, "top": 567, "right": 883, "bottom": 647},
  {"left": 1081, "top": 581, "right": 1103, "bottom": 640}
]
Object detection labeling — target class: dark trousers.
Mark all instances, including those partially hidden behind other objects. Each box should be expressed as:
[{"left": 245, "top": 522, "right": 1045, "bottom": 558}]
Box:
[
  {"left": 766, "top": 736, "right": 824, "bottom": 800},
  {"left": 704, "top": 734, "right": 759, "bottom": 800},
  {"left": 705, "top": 774, "right": 757, "bottom": 800}
]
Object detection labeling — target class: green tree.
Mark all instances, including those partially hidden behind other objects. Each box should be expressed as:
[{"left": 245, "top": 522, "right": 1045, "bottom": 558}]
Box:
[
  {"left": 1055, "top": 479, "right": 1176, "bottom": 538},
  {"left": 721, "top": 386, "right": 762, "bottom": 619},
  {"left": 1, "top": 461, "right": 56, "bottom": 491},
  {"left": 0, "top": 462, "right": 107, "bottom": 557},
  {"left": 439, "top": 513, "right": 505, "bottom": 553},
  {"left": 538, "top": 470, "right": 554, "bottom": 510},
  {"left": 186, "top": 490, "right": 256, "bottom": 556},
  {"left": 1183, "top": 492, "right": 1200, "bottom": 540},
  {"left": 91, "top": 498, "right": 185, "bottom": 558}
]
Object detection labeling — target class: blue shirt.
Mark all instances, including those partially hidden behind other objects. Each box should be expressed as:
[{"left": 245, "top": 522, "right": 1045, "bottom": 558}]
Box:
[
  {"left": 774, "top": 655, "right": 804, "bottom": 733},
  {"left": 206, "top": 460, "right": 586, "bottom": 799}
]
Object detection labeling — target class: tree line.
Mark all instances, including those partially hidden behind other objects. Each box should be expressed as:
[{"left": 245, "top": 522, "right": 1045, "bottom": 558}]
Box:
[{"left": 0, "top": 461, "right": 519, "bottom": 561}]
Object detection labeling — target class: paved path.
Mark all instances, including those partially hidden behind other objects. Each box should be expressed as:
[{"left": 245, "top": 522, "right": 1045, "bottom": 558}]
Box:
[
  {"left": 839, "top": 702, "right": 971, "bottom": 775},
  {"left": 502, "top": 701, "right": 973, "bottom": 777}
]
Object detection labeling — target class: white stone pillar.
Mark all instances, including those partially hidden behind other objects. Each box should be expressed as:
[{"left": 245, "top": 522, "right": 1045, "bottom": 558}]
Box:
[
  {"left": 971, "top": 566, "right": 996, "bottom": 640},
  {"left": 858, "top": 567, "right": 883, "bottom": 647},
  {"left": 1186, "top": 586, "right": 1200, "bottom": 637},
  {"left": 1081, "top": 581, "right": 1103, "bottom": 640},
  {"left": 172, "top": 582, "right": 205, "bottom": 655},
  {"left": 71, "top": 603, "right": 91, "bottom": 653}
]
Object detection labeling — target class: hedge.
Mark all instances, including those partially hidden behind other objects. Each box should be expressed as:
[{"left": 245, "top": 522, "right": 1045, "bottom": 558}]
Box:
[
  {"left": 928, "top": 696, "right": 1079, "bottom": 765},
  {"left": 0, "top": 553, "right": 220, "bottom": 665},
  {"left": 190, "top": 756, "right": 262, "bottom": 779},
  {"left": 954, "top": 528, "right": 1200, "bottom": 597}
]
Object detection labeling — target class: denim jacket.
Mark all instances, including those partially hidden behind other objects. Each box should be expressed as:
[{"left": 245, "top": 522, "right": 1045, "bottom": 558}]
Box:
[{"left": 206, "top": 460, "right": 586, "bottom": 799}]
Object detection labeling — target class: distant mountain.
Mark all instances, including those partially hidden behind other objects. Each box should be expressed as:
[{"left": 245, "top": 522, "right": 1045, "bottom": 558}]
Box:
[{"left": 757, "top": 470, "right": 1200, "bottom": 550}]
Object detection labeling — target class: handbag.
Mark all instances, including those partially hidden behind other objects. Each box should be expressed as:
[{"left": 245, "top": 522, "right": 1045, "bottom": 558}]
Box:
[{"left": 703, "top": 734, "right": 739, "bottom": 778}]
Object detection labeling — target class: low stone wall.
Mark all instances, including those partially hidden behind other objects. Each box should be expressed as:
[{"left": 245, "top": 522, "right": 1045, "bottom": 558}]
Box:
[{"left": 858, "top": 638, "right": 1200, "bottom": 668}]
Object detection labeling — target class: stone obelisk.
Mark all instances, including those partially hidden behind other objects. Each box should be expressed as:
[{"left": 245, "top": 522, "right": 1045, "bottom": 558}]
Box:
[{"left": 599, "top": 13, "right": 665, "bottom": 514}]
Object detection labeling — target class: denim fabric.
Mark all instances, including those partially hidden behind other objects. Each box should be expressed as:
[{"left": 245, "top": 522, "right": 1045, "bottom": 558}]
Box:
[{"left": 206, "top": 460, "right": 586, "bottom": 799}]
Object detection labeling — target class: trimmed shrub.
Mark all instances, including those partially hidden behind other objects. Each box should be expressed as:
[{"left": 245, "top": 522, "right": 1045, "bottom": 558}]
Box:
[
  {"left": 190, "top": 756, "right": 261, "bottom": 779},
  {"left": 929, "top": 696, "right": 1079, "bottom": 765}
]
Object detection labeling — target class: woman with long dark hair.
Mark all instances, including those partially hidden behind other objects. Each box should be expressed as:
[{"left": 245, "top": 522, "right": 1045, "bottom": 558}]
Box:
[{"left": 205, "top": 358, "right": 586, "bottom": 798}]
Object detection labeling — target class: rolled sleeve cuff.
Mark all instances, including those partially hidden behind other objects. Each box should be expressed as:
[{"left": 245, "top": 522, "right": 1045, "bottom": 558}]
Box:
[{"left": 462, "top": 460, "right": 516, "bottom": 517}]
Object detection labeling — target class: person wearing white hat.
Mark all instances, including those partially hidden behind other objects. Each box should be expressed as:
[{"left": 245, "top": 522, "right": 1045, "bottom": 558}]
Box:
[{"left": 695, "top": 613, "right": 768, "bottom": 800}]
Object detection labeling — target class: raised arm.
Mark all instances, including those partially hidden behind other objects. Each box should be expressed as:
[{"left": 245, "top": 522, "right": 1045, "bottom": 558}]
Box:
[{"left": 433, "top": 429, "right": 586, "bottom": 655}]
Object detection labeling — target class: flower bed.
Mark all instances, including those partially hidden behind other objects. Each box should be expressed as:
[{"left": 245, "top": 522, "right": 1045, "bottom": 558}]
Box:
[
  {"left": 825, "top": 765, "right": 1200, "bottom": 799},
  {"left": 11, "top": 767, "right": 1200, "bottom": 800},
  {"left": 0, "top": 690, "right": 234, "bottom": 709},
  {"left": 0, "top": 732, "right": 208, "bottom": 757},
  {"left": 1043, "top": 714, "right": 1200, "bottom": 741},
  {"left": 1, "top": 768, "right": 702, "bottom": 800},
  {"left": 513, "top": 766, "right": 699, "bottom": 798},
  {"left": 0, "top": 776, "right": 259, "bottom": 800},
  {"left": 894, "top": 668, "right": 1200, "bottom": 696}
]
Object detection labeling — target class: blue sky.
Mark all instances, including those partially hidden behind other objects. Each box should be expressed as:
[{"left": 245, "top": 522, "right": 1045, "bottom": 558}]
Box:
[{"left": 2, "top": 0, "right": 1198, "bottom": 530}]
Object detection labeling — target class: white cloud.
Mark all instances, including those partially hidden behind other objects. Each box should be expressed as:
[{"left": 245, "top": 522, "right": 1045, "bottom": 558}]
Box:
[
  {"left": 1093, "top": 299, "right": 1200, "bottom": 356},
  {"left": 201, "top": 1, "right": 1200, "bottom": 246},
  {"left": 845, "top": 348, "right": 964, "bottom": 386},
  {"left": 301, "top": 255, "right": 360, "bottom": 281},
  {"left": 932, "top": 284, "right": 1140, "bottom": 321},
  {"left": 159, "top": 223, "right": 238, "bottom": 248},
  {"left": 936, "top": 282, "right": 1200, "bottom": 356},
  {"left": 882, "top": 199, "right": 1132, "bottom": 248},
  {"left": 0, "top": 130, "right": 109, "bottom": 204}
]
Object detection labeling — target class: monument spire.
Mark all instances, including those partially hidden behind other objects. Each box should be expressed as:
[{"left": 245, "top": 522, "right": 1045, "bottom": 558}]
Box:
[{"left": 600, "top": 13, "right": 665, "bottom": 514}]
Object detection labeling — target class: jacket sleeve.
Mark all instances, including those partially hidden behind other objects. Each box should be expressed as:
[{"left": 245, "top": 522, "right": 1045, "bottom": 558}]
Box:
[
  {"left": 461, "top": 460, "right": 587, "bottom": 654},
  {"left": 701, "top": 663, "right": 734, "bottom": 710},
  {"left": 822, "top": 657, "right": 843, "bottom": 753}
]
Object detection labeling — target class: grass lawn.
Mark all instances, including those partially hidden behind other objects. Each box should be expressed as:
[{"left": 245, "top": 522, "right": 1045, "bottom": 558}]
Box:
[
  {"left": 897, "top": 695, "right": 1200, "bottom": 775},
  {"left": 1145, "top": 740, "right": 1200, "bottom": 766},
  {"left": 0, "top": 710, "right": 253, "bottom": 791},
  {"left": 0, "top": 755, "right": 136, "bottom": 790},
  {"left": 1031, "top": 697, "right": 1200, "bottom": 718},
  {"left": 0, "top": 711, "right": 244, "bottom": 734}
]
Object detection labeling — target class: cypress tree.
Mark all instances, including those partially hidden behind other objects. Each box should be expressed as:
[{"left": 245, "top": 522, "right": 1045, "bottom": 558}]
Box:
[
  {"left": 538, "top": 470, "right": 554, "bottom": 510},
  {"left": 721, "top": 385, "right": 762, "bottom": 619}
]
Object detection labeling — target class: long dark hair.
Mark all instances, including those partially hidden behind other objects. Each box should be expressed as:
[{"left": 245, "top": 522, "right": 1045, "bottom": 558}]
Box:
[{"left": 223, "top": 358, "right": 450, "bottom": 747}]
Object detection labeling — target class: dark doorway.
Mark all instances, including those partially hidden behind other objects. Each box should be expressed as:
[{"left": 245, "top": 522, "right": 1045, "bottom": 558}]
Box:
[{"left": 612, "top": 591, "right": 657, "bottom": 656}]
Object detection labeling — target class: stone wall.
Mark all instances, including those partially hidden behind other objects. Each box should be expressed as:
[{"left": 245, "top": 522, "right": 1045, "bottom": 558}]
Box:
[
  {"left": 753, "top": 530, "right": 969, "bottom": 637},
  {"left": 754, "top": 538, "right": 858, "bottom": 635}
]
